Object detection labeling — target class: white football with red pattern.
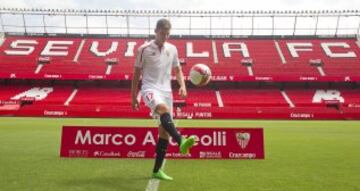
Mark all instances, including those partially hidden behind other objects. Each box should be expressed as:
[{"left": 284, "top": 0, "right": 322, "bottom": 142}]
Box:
[{"left": 189, "top": 64, "right": 212, "bottom": 87}]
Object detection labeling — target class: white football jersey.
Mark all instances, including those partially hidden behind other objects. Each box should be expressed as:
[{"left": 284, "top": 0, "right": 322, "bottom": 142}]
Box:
[{"left": 134, "top": 40, "right": 180, "bottom": 92}]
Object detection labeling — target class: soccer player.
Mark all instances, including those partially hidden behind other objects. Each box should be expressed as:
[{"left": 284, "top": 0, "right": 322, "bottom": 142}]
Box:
[{"left": 131, "top": 18, "right": 195, "bottom": 181}]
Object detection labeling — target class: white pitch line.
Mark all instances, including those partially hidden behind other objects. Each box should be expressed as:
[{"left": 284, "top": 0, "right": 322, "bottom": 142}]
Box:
[
  {"left": 145, "top": 159, "right": 167, "bottom": 191},
  {"left": 145, "top": 178, "right": 160, "bottom": 191}
]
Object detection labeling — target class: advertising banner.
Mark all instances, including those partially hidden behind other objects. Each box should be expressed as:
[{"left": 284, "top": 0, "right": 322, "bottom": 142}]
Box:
[{"left": 60, "top": 126, "right": 264, "bottom": 159}]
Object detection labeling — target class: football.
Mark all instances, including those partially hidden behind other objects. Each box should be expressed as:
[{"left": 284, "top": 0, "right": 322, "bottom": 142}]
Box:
[{"left": 189, "top": 64, "right": 212, "bottom": 86}]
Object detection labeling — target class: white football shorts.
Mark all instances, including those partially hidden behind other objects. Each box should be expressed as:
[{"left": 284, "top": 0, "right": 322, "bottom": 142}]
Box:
[{"left": 141, "top": 89, "right": 173, "bottom": 124}]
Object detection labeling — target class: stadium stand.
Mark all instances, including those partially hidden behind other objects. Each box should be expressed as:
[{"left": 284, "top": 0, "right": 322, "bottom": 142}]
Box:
[
  {"left": 0, "top": 34, "right": 360, "bottom": 119},
  {"left": 2, "top": 36, "right": 360, "bottom": 81}
]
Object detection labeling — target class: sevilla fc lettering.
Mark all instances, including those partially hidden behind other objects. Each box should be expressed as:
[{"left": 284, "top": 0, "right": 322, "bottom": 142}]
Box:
[{"left": 2, "top": 38, "right": 358, "bottom": 59}]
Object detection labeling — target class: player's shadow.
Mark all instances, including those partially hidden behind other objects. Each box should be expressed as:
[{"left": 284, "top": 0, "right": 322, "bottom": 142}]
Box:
[{"left": 61, "top": 176, "right": 149, "bottom": 191}]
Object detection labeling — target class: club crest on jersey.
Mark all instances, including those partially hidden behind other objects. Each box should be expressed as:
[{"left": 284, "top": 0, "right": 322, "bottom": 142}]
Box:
[
  {"left": 166, "top": 50, "right": 170, "bottom": 57},
  {"left": 236, "top": 132, "right": 251, "bottom": 149}
]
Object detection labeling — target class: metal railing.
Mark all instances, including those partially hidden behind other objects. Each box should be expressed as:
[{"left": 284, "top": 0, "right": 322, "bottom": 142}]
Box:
[{"left": 1, "top": 8, "right": 360, "bottom": 37}]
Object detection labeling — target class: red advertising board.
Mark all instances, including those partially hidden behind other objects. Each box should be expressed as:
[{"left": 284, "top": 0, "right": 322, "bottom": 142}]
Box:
[{"left": 60, "top": 126, "right": 264, "bottom": 159}]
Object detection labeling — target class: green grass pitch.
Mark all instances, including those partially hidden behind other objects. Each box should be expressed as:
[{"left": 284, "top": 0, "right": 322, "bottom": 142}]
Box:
[{"left": 0, "top": 117, "right": 359, "bottom": 191}]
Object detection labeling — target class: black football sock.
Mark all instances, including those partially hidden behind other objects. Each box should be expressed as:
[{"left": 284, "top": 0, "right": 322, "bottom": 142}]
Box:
[
  {"left": 153, "top": 138, "right": 169, "bottom": 173},
  {"left": 160, "top": 112, "right": 182, "bottom": 145}
]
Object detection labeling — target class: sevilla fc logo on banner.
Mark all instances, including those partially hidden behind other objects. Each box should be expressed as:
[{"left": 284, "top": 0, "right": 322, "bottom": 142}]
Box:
[{"left": 236, "top": 132, "right": 251, "bottom": 149}]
